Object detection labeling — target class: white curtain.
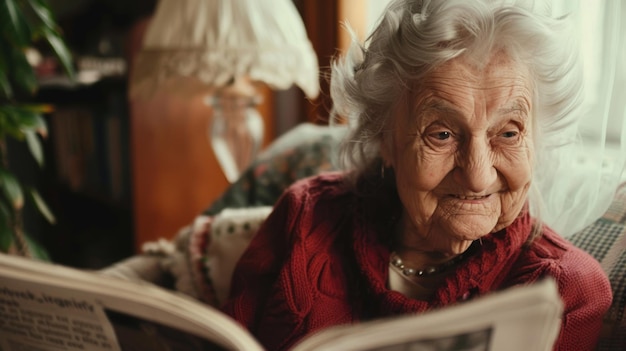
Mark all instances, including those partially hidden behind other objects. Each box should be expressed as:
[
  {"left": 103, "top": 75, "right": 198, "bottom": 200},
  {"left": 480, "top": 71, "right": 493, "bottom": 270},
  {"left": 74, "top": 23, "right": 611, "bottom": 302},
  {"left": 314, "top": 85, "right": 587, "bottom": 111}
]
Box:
[{"left": 536, "top": 0, "right": 626, "bottom": 236}]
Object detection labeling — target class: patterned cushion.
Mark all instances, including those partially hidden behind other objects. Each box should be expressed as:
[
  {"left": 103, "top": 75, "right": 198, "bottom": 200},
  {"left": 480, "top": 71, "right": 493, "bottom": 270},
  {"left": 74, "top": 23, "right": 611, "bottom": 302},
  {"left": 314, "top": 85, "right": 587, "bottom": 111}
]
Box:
[
  {"left": 192, "top": 207, "right": 272, "bottom": 306},
  {"left": 204, "top": 123, "right": 344, "bottom": 215},
  {"left": 568, "top": 183, "right": 626, "bottom": 351}
]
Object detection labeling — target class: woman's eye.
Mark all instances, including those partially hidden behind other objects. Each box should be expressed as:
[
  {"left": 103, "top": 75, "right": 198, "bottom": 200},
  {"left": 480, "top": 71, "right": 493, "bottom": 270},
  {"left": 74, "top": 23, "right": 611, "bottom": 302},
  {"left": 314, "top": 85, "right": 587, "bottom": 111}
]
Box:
[
  {"left": 501, "top": 131, "right": 518, "bottom": 138},
  {"left": 432, "top": 131, "right": 452, "bottom": 140},
  {"left": 424, "top": 125, "right": 455, "bottom": 147}
]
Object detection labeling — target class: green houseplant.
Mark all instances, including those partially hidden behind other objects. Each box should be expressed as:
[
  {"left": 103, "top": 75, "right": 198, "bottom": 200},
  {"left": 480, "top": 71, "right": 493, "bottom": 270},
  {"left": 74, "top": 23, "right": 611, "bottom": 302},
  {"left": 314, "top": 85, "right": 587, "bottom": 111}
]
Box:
[{"left": 0, "top": 0, "right": 74, "bottom": 259}]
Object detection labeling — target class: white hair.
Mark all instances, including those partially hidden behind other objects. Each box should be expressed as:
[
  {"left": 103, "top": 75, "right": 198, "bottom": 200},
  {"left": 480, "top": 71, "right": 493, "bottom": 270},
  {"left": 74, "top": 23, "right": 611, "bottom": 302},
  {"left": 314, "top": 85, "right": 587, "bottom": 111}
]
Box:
[{"left": 330, "top": 0, "right": 583, "bottom": 221}]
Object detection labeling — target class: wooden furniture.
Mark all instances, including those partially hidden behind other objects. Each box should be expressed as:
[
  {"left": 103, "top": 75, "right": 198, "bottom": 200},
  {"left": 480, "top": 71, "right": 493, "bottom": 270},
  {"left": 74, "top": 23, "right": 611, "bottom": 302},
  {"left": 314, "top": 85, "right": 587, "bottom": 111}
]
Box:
[{"left": 130, "top": 88, "right": 275, "bottom": 250}]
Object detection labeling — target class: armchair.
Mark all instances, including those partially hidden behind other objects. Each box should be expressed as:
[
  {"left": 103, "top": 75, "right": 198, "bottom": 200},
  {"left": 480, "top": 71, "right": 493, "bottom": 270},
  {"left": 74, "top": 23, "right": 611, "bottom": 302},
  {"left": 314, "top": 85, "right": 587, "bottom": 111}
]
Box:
[{"left": 102, "top": 123, "right": 626, "bottom": 350}]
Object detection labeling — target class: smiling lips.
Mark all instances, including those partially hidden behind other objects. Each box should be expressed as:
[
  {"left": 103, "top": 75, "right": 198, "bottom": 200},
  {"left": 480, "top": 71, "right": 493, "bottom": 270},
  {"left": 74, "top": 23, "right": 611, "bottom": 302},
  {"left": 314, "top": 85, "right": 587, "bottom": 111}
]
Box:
[{"left": 451, "top": 194, "right": 491, "bottom": 200}]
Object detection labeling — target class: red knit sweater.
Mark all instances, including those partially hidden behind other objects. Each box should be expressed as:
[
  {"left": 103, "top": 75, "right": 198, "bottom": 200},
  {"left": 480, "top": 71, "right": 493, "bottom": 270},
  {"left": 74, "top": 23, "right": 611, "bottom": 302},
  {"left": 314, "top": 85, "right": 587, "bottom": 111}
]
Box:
[{"left": 221, "top": 173, "right": 612, "bottom": 351}]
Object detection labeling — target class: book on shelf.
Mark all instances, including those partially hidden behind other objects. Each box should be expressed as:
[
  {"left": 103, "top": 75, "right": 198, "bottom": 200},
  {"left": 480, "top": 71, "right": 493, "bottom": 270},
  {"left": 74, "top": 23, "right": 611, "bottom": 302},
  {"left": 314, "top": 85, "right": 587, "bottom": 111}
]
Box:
[
  {"left": 0, "top": 253, "right": 563, "bottom": 351},
  {"left": 49, "top": 102, "right": 129, "bottom": 204}
]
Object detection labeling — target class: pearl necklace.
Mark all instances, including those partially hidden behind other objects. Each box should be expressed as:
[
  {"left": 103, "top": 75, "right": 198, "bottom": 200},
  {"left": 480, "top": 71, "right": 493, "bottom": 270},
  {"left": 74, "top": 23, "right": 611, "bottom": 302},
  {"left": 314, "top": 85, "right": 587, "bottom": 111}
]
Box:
[{"left": 390, "top": 251, "right": 465, "bottom": 277}]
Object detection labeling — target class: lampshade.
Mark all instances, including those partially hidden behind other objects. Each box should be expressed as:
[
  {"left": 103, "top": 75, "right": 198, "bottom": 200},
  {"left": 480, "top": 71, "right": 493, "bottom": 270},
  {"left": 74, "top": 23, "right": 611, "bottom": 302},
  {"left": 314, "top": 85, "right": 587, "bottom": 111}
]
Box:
[
  {"left": 129, "top": 0, "right": 320, "bottom": 183},
  {"left": 130, "top": 0, "right": 320, "bottom": 100}
]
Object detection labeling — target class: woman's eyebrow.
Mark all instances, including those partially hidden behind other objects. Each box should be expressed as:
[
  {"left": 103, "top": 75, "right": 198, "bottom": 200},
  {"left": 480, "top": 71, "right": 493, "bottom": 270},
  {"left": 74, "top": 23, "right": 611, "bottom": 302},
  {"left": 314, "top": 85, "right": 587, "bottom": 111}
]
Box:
[
  {"left": 498, "top": 100, "right": 530, "bottom": 116},
  {"left": 417, "top": 98, "right": 530, "bottom": 122},
  {"left": 427, "top": 100, "right": 529, "bottom": 113},
  {"left": 419, "top": 99, "right": 461, "bottom": 115}
]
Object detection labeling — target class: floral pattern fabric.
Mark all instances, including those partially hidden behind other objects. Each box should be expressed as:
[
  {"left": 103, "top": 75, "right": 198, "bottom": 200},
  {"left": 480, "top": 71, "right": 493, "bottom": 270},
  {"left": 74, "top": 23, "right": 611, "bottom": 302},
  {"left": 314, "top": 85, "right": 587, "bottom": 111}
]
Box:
[{"left": 204, "top": 125, "right": 342, "bottom": 215}]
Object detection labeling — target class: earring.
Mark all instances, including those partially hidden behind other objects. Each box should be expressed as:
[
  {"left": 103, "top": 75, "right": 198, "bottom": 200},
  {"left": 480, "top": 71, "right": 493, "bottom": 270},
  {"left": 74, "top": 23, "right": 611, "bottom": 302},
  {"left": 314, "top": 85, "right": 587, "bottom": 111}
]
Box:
[{"left": 381, "top": 163, "right": 385, "bottom": 179}]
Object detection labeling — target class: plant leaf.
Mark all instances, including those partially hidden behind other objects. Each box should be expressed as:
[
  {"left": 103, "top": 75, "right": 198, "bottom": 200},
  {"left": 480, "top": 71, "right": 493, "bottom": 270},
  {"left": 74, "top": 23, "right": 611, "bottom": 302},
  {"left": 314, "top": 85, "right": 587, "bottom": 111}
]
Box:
[
  {"left": 15, "top": 106, "right": 48, "bottom": 136},
  {"left": 0, "top": 223, "right": 13, "bottom": 252},
  {"left": 7, "top": 105, "right": 44, "bottom": 128},
  {"left": 0, "top": 106, "right": 26, "bottom": 139},
  {"left": 24, "top": 129, "right": 43, "bottom": 167},
  {"left": 10, "top": 47, "right": 37, "bottom": 94},
  {"left": 0, "top": 0, "right": 31, "bottom": 47},
  {"left": 0, "top": 198, "right": 11, "bottom": 221},
  {"left": 27, "top": 0, "right": 57, "bottom": 31},
  {"left": 0, "top": 37, "right": 14, "bottom": 100},
  {"left": 0, "top": 197, "right": 14, "bottom": 254},
  {"left": 0, "top": 38, "right": 12, "bottom": 99},
  {"left": 42, "top": 27, "right": 75, "bottom": 80},
  {"left": 0, "top": 170, "right": 23, "bottom": 209},
  {"left": 23, "top": 232, "right": 50, "bottom": 261},
  {"left": 21, "top": 104, "right": 48, "bottom": 138},
  {"left": 0, "top": 105, "right": 48, "bottom": 140},
  {"left": 20, "top": 103, "right": 53, "bottom": 114},
  {"left": 0, "top": 69, "right": 12, "bottom": 100},
  {"left": 29, "top": 188, "right": 55, "bottom": 224}
]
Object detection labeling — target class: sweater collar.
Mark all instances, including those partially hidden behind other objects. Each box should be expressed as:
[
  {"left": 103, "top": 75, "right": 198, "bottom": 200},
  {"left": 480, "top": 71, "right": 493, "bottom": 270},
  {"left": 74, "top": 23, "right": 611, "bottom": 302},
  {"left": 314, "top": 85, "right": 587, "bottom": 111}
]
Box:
[{"left": 352, "top": 201, "right": 534, "bottom": 314}]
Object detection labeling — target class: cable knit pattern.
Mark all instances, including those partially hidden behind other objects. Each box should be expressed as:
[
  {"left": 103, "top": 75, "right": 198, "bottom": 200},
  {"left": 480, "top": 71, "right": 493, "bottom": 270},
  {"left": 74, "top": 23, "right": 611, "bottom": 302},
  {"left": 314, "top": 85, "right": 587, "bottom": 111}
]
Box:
[{"left": 221, "top": 172, "right": 612, "bottom": 351}]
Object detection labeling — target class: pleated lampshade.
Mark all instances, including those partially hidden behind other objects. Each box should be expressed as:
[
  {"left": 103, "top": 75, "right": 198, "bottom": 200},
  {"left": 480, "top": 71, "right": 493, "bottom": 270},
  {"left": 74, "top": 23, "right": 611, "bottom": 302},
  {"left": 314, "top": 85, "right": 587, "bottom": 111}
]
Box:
[
  {"left": 130, "top": 0, "right": 319, "bottom": 99},
  {"left": 129, "top": 0, "right": 320, "bottom": 183}
]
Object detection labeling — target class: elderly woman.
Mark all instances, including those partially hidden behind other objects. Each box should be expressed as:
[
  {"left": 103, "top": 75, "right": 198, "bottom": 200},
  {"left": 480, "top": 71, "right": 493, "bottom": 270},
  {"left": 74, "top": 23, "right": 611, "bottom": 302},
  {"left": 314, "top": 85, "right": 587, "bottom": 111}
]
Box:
[{"left": 221, "top": 0, "right": 612, "bottom": 350}]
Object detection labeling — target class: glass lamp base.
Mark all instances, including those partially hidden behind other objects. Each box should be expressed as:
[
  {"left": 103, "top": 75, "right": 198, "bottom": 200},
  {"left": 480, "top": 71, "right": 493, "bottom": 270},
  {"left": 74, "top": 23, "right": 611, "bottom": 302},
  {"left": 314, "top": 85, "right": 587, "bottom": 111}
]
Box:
[{"left": 208, "top": 94, "right": 264, "bottom": 183}]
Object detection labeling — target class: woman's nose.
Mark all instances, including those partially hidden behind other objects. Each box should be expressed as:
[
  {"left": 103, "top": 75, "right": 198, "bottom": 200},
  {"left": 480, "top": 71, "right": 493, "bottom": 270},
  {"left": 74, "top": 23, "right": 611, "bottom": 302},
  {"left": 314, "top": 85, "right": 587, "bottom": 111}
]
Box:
[{"left": 453, "top": 138, "right": 497, "bottom": 193}]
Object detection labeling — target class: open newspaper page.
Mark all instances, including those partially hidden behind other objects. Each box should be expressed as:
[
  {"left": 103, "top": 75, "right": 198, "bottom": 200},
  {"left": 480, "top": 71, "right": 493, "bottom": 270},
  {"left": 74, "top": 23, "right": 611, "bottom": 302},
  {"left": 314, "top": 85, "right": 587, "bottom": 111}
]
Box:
[
  {"left": 292, "top": 279, "right": 563, "bottom": 351},
  {"left": 0, "top": 254, "right": 263, "bottom": 351},
  {"left": 0, "top": 253, "right": 563, "bottom": 351}
]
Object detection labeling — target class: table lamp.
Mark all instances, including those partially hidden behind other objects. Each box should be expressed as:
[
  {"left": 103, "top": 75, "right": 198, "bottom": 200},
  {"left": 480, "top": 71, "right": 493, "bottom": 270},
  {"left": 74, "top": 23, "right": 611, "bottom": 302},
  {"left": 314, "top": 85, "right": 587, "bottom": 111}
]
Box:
[{"left": 130, "top": 0, "right": 319, "bottom": 182}]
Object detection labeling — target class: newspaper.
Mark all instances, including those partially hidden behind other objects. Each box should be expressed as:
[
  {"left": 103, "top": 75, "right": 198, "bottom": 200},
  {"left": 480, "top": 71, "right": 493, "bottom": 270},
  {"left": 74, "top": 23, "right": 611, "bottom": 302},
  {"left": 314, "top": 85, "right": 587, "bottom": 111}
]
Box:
[{"left": 0, "top": 254, "right": 562, "bottom": 351}]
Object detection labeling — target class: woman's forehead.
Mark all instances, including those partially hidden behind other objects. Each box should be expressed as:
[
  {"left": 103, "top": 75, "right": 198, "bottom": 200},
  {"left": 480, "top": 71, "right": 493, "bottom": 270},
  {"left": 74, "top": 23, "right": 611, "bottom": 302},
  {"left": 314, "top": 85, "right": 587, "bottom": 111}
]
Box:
[
  {"left": 408, "top": 52, "right": 533, "bottom": 112},
  {"left": 428, "top": 51, "right": 530, "bottom": 87}
]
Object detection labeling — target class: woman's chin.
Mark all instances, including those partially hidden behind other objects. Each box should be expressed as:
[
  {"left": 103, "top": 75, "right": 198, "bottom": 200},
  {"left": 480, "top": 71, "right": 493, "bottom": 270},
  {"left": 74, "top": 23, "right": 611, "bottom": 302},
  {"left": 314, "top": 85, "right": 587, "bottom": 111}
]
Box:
[
  {"left": 441, "top": 239, "right": 475, "bottom": 255},
  {"left": 420, "top": 235, "right": 475, "bottom": 256},
  {"left": 438, "top": 218, "right": 495, "bottom": 249}
]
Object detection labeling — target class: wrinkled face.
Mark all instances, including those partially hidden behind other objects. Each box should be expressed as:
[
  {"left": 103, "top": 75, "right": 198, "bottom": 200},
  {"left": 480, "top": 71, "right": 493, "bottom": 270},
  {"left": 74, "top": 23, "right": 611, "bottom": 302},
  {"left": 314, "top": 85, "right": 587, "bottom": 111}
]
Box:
[{"left": 381, "top": 51, "right": 534, "bottom": 254}]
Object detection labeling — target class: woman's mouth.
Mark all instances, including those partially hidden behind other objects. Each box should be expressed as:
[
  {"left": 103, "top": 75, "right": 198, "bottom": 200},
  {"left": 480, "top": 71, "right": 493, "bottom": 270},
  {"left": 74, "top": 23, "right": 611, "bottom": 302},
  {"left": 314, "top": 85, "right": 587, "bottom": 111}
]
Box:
[{"left": 450, "top": 194, "right": 490, "bottom": 200}]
